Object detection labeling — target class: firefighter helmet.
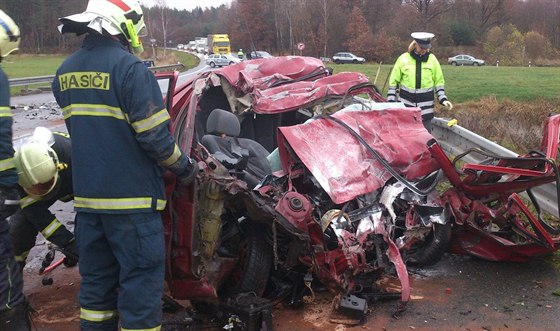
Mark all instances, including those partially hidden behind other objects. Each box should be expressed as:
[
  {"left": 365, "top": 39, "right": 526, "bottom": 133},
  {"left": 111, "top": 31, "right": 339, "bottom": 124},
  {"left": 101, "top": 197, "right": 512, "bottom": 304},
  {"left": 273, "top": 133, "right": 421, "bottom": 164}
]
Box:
[
  {"left": 0, "top": 10, "right": 20, "bottom": 58},
  {"left": 14, "top": 143, "right": 60, "bottom": 198},
  {"left": 58, "top": 0, "right": 146, "bottom": 54}
]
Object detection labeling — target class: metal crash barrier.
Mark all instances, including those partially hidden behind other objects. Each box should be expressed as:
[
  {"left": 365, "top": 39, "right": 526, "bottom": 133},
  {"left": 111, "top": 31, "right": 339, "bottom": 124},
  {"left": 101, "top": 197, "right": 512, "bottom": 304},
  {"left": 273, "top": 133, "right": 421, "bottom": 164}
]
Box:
[
  {"left": 432, "top": 117, "right": 559, "bottom": 218},
  {"left": 9, "top": 63, "right": 185, "bottom": 93}
]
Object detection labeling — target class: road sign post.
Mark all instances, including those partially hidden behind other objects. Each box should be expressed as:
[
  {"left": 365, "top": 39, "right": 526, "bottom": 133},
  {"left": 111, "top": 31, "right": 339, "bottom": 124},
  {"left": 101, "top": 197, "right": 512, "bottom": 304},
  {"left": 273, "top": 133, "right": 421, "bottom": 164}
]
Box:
[{"left": 297, "top": 42, "right": 305, "bottom": 56}]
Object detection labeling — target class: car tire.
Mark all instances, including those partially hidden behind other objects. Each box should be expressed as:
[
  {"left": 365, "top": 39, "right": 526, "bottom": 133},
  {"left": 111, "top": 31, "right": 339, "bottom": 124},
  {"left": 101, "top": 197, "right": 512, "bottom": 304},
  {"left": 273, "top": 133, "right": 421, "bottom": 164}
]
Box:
[
  {"left": 474, "top": 62, "right": 480, "bottom": 66},
  {"left": 334, "top": 59, "right": 341, "bottom": 64},
  {"left": 229, "top": 61, "right": 234, "bottom": 65},
  {"left": 405, "top": 222, "right": 452, "bottom": 267},
  {"left": 221, "top": 223, "right": 272, "bottom": 297},
  {"left": 209, "top": 62, "right": 216, "bottom": 68},
  {"left": 353, "top": 59, "right": 358, "bottom": 64},
  {"left": 451, "top": 61, "right": 457, "bottom": 66}
]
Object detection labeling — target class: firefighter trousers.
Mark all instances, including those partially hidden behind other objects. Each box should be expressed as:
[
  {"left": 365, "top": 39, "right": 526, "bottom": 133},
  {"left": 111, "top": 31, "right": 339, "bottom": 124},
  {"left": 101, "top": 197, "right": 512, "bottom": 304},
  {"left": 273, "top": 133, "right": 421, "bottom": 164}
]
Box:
[
  {"left": 75, "top": 212, "right": 165, "bottom": 331},
  {"left": 0, "top": 218, "right": 26, "bottom": 318}
]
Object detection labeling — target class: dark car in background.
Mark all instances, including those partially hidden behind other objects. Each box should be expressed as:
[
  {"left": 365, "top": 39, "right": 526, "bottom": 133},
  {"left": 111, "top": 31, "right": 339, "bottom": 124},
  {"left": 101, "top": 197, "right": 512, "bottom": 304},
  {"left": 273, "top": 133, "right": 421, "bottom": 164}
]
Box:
[
  {"left": 246, "top": 50, "right": 273, "bottom": 60},
  {"left": 447, "top": 54, "right": 485, "bottom": 66},
  {"left": 332, "top": 52, "right": 365, "bottom": 64}
]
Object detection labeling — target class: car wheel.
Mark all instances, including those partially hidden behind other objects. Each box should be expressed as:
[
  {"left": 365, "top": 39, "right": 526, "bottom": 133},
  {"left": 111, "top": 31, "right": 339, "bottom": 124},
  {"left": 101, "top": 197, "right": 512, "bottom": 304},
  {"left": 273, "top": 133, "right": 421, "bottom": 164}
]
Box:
[
  {"left": 220, "top": 223, "right": 272, "bottom": 297},
  {"left": 353, "top": 59, "right": 358, "bottom": 64},
  {"left": 209, "top": 62, "right": 216, "bottom": 68},
  {"left": 451, "top": 61, "right": 457, "bottom": 66},
  {"left": 334, "top": 59, "right": 341, "bottom": 64},
  {"left": 473, "top": 62, "right": 480, "bottom": 66},
  {"left": 405, "top": 222, "right": 452, "bottom": 267},
  {"left": 229, "top": 61, "right": 234, "bottom": 65}
]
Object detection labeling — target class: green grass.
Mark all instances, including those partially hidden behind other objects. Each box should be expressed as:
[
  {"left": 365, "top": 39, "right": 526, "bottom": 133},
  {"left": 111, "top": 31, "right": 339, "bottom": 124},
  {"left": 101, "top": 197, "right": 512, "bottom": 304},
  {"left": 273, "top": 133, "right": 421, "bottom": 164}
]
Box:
[
  {"left": 330, "top": 62, "right": 560, "bottom": 103},
  {"left": 170, "top": 50, "right": 198, "bottom": 69},
  {"left": 1, "top": 50, "right": 198, "bottom": 96},
  {"left": 1, "top": 54, "right": 66, "bottom": 78},
  {"left": 3, "top": 55, "right": 560, "bottom": 102}
]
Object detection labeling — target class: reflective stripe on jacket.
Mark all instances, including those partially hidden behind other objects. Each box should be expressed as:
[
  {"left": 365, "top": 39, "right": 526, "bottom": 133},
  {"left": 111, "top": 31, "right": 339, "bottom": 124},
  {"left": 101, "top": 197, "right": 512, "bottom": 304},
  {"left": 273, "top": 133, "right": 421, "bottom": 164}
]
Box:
[
  {"left": 0, "top": 69, "right": 17, "bottom": 188},
  {"left": 387, "top": 52, "right": 447, "bottom": 121},
  {"left": 52, "top": 34, "right": 189, "bottom": 214}
]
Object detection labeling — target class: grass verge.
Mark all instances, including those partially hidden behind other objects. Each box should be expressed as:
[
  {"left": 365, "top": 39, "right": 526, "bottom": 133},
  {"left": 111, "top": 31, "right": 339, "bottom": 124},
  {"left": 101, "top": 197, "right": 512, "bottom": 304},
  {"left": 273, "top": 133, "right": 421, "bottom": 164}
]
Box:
[{"left": 2, "top": 50, "right": 199, "bottom": 96}]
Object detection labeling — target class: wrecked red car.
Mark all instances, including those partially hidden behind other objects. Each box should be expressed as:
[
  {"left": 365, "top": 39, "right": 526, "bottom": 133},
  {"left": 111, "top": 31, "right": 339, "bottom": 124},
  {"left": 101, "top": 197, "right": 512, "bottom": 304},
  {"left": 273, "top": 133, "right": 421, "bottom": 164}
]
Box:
[{"left": 156, "top": 56, "right": 560, "bottom": 324}]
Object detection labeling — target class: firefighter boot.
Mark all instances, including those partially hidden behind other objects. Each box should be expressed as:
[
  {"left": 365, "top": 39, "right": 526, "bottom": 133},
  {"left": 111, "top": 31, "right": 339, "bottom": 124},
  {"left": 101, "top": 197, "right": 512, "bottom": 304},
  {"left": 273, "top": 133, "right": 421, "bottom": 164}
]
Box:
[{"left": 0, "top": 301, "right": 31, "bottom": 331}]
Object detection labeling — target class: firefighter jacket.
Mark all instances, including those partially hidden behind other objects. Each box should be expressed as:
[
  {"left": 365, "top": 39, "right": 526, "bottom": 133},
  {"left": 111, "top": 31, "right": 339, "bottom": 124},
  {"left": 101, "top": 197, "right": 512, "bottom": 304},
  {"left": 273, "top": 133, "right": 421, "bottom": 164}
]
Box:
[
  {"left": 387, "top": 51, "right": 448, "bottom": 121},
  {"left": 15, "top": 132, "right": 74, "bottom": 263},
  {"left": 52, "top": 34, "right": 190, "bottom": 214},
  {"left": 0, "top": 68, "right": 17, "bottom": 189}
]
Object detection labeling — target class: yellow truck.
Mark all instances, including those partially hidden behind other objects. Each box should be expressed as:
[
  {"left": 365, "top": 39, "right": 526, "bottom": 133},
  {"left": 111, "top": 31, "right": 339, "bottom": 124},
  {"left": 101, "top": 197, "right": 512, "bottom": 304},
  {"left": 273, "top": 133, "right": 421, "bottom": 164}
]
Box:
[{"left": 207, "top": 34, "right": 231, "bottom": 54}]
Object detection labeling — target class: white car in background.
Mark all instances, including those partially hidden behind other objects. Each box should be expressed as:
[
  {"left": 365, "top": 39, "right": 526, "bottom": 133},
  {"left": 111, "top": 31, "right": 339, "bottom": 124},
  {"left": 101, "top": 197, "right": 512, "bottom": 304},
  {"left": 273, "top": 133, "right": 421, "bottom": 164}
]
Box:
[
  {"left": 332, "top": 52, "right": 365, "bottom": 64},
  {"left": 206, "top": 53, "right": 241, "bottom": 68}
]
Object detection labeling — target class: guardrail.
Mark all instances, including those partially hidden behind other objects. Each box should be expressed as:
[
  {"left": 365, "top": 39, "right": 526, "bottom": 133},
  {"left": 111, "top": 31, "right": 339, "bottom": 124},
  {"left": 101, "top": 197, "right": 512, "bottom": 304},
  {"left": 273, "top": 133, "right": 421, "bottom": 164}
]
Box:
[
  {"left": 8, "top": 63, "right": 185, "bottom": 92},
  {"left": 432, "top": 117, "right": 559, "bottom": 218}
]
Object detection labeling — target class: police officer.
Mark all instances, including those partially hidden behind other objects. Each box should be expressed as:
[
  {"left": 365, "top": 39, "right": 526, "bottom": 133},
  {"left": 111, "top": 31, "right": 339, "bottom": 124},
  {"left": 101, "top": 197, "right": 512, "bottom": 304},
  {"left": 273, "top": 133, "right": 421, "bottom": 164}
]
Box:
[
  {"left": 387, "top": 32, "right": 453, "bottom": 131},
  {"left": 52, "top": 1, "right": 198, "bottom": 330},
  {"left": 10, "top": 129, "right": 77, "bottom": 270},
  {"left": 0, "top": 9, "right": 31, "bottom": 331}
]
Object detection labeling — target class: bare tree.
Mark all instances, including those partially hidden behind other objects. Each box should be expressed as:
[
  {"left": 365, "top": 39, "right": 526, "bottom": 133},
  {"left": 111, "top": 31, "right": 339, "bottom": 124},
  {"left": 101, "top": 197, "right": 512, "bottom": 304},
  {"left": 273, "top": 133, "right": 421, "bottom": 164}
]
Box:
[
  {"left": 478, "top": 0, "right": 505, "bottom": 33},
  {"left": 158, "top": 0, "right": 169, "bottom": 57},
  {"left": 403, "top": 0, "right": 453, "bottom": 28}
]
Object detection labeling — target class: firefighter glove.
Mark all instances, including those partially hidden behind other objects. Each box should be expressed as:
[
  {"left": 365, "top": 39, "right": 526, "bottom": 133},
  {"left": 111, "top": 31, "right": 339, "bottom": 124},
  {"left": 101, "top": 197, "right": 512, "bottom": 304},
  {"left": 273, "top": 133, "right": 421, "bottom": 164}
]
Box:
[
  {"left": 62, "top": 240, "right": 79, "bottom": 267},
  {"left": 178, "top": 158, "right": 199, "bottom": 186},
  {"left": 0, "top": 186, "right": 20, "bottom": 220},
  {"left": 442, "top": 100, "right": 453, "bottom": 110}
]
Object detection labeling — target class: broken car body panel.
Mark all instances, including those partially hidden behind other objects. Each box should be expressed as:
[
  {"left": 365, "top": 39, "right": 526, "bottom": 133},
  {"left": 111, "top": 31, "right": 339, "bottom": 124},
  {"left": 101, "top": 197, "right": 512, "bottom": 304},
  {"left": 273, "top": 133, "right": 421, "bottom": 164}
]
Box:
[{"left": 277, "top": 108, "right": 439, "bottom": 204}]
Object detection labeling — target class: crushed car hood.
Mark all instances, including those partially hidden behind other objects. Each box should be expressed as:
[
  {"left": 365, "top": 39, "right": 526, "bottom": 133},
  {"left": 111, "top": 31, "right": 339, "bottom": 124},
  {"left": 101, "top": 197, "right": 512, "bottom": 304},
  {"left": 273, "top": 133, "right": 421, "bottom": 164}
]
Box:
[{"left": 278, "top": 108, "right": 440, "bottom": 204}]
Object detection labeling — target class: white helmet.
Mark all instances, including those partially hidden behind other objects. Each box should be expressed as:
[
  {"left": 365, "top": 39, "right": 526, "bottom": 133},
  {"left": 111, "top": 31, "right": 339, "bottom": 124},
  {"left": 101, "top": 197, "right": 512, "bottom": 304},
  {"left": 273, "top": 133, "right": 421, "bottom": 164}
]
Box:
[
  {"left": 58, "top": 0, "right": 146, "bottom": 54},
  {"left": 14, "top": 143, "right": 60, "bottom": 198},
  {"left": 0, "top": 10, "right": 21, "bottom": 59}
]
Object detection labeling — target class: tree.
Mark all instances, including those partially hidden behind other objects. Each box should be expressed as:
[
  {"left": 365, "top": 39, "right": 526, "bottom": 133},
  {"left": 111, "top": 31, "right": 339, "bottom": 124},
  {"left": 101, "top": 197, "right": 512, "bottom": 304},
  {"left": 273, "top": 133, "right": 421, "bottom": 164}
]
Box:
[
  {"left": 345, "top": 6, "right": 375, "bottom": 61},
  {"left": 402, "top": 0, "right": 452, "bottom": 29},
  {"left": 449, "top": 21, "right": 477, "bottom": 46},
  {"left": 158, "top": 0, "right": 169, "bottom": 57},
  {"left": 483, "top": 24, "right": 525, "bottom": 65},
  {"left": 524, "top": 31, "right": 553, "bottom": 62}
]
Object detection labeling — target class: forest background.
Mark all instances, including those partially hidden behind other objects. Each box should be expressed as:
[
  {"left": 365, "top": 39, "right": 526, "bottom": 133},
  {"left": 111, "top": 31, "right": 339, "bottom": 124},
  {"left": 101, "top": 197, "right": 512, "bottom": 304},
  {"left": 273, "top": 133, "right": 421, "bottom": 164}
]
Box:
[{"left": 1, "top": 0, "right": 559, "bottom": 66}]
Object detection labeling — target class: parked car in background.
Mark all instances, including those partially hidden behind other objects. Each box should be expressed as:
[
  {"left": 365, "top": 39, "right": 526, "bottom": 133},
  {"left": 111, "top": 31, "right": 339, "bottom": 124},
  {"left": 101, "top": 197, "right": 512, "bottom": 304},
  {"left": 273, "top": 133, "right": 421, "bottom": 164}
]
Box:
[
  {"left": 332, "top": 52, "right": 365, "bottom": 64},
  {"left": 206, "top": 54, "right": 241, "bottom": 67},
  {"left": 447, "top": 54, "right": 485, "bottom": 66},
  {"left": 247, "top": 51, "right": 273, "bottom": 59}
]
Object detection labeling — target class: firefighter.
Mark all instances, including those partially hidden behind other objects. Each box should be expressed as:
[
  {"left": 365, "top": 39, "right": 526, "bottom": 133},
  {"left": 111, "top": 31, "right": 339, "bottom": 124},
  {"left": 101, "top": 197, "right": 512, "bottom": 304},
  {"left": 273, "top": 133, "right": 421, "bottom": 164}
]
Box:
[
  {"left": 52, "top": 1, "right": 198, "bottom": 330},
  {"left": 238, "top": 48, "right": 244, "bottom": 59},
  {"left": 387, "top": 32, "right": 453, "bottom": 132},
  {"left": 0, "top": 9, "right": 31, "bottom": 330},
  {"left": 10, "top": 129, "right": 77, "bottom": 271}
]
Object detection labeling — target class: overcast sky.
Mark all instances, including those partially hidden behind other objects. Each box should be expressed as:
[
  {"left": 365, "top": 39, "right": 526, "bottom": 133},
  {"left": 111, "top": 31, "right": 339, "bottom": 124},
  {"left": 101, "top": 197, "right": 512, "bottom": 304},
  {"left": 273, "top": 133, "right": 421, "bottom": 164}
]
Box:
[{"left": 139, "top": 0, "right": 232, "bottom": 11}]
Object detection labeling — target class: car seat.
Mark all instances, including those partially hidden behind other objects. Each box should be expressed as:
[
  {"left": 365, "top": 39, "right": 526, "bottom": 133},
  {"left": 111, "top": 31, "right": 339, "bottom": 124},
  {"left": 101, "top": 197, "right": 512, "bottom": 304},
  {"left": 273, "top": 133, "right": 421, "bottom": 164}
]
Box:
[{"left": 201, "top": 109, "right": 272, "bottom": 187}]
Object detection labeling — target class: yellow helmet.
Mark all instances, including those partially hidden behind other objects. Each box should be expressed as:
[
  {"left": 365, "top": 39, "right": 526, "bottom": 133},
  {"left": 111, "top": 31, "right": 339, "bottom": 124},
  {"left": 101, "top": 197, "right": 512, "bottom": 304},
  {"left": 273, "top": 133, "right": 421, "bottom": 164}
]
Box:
[
  {"left": 0, "top": 10, "right": 21, "bottom": 58},
  {"left": 14, "top": 143, "right": 60, "bottom": 198},
  {"left": 58, "top": 0, "right": 146, "bottom": 54}
]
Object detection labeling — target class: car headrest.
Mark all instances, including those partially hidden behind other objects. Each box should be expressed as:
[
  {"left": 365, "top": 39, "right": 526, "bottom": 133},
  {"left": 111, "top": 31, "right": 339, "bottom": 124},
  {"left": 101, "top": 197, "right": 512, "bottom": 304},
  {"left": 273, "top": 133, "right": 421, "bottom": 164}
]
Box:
[{"left": 206, "top": 108, "right": 241, "bottom": 137}]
